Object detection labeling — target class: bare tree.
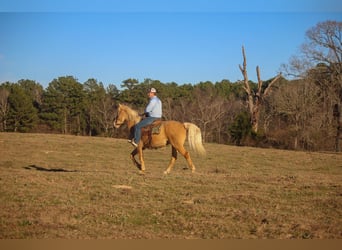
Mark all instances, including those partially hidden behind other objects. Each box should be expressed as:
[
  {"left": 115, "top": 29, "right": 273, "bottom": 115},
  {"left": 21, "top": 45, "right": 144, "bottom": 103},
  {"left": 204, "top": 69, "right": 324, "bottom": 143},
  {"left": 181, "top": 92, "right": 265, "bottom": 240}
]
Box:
[
  {"left": 96, "top": 95, "right": 116, "bottom": 136},
  {"left": 268, "top": 80, "right": 321, "bottom": 150},
  {"left": 162, "top": 97, "right": 175, "bottom": 121},
  {"left": 176, "top": 87, "right": 226, "bottom": 143},
  {"left": 239, "top": 46, "right": 281, "bottom": 133},
  {"left": 283, "top": 20, "right": 342, "bottom": 151},
  {"left": 0, "top": 87, "right": 10, "bottom": 131},
  {"left": 191, "top": 90, "right": 226, "bottom": 143}
]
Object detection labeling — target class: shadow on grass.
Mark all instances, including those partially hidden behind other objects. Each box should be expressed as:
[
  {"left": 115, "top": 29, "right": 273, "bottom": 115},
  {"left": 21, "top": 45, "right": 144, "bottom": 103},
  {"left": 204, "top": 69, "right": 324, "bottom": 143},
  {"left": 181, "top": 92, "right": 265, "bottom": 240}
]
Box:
[{"left": 23, "top": 164, "right": 78, "bottom": 173}]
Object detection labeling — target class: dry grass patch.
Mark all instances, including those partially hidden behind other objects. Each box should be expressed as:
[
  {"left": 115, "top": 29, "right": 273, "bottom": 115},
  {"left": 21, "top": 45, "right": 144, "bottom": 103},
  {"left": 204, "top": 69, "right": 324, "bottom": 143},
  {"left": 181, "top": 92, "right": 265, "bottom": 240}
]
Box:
[{"left": 0, "top": 132, "right": 341, "bottom": 238}]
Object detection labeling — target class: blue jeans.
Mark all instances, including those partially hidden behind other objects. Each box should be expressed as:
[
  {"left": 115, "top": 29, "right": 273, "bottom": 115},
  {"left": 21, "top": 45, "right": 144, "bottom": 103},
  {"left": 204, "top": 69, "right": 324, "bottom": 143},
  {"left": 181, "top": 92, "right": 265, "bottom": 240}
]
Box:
[{"left": 134, "top": 117, "right": 159, "bottom": 144}]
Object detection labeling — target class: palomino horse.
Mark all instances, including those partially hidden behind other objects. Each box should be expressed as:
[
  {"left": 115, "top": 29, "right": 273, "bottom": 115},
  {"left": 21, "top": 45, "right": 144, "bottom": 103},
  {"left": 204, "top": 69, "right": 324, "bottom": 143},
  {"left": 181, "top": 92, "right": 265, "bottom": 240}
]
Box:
[{"left": 113, "top": 104, "right": 206, "bottom": 174}]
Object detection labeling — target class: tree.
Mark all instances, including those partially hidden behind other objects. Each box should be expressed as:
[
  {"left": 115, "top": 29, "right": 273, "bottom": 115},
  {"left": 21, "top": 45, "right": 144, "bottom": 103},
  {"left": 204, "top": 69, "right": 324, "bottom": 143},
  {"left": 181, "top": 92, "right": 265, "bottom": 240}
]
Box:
[
  {"left": 106, "top": 84, "right": 120, "bottom": 100},
  {"left": 17, "top": 79, "right": 43, "bottom": 109},
  {"left": 283, "top": 20, "right": 342, "bottom": 151},
  {"left": 119, "top": 78, "right": 147, "bottom": 106},
  {"left": 0, "top": 83, "right": 11, "bottom": 131},
  {"left": 83, "top": 79, "right": 116, "bottom": 136},
  {"left": 6, "top": 84, "right": 38, "bottom": 132},
  {"left": 239, "top": 46, "right": 281, "bottom": 133},
  {"left": 120, "top": 78, "right": 139, "bottom": 90},
  {"left": 83, "top": 78, "right": 105, "bottom": 136},
  {"left": 187, "top": 84, "right": 226, "bottom": 143},
  {"left": 228, "top": 111, "right": 252, "bottom": 146},
  {"left": 267, "top": 80, "right": 321, "bottom": 150},
  {"left": 41, "top": 76, "right": 85, "bottom": 134}
]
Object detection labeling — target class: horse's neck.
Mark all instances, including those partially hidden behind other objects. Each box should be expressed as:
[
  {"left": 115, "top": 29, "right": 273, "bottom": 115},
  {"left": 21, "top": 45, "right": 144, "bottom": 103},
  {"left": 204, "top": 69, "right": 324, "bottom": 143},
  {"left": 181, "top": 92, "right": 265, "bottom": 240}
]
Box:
[{"left": 127, "top": 115, "right": 141, "bottom": 130}]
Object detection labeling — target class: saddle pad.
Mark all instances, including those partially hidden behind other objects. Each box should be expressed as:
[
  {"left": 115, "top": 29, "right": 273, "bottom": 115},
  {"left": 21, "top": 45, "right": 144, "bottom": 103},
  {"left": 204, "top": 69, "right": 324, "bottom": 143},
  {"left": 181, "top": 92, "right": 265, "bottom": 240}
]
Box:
[
  {"left": 141, "top": 120, "right": 162, "bottom": 135},
  {"left": 151, "top": 123, "right": 162, "bottom": 134}
]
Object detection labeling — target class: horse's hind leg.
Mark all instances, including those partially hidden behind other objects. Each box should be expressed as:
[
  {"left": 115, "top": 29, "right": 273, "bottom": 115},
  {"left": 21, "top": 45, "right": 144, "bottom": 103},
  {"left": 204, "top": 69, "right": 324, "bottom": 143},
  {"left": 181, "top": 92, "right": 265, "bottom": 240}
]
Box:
[
  {"left": 177, "top": 145, "right": 196, "bottom": 173},
  {"left": 164, "top": 146, "right": 177, "bottom": 174}
]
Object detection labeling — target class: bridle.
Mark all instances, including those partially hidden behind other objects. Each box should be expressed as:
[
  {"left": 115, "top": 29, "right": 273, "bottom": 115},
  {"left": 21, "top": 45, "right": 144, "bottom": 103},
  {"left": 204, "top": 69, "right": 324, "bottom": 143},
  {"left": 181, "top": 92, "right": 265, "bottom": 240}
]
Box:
[
  {"left": 114, "top": 110, "right": 126, "bottom": 127},
  {"left": 113, "top": 114, "right": 124, "bottom": 127},
  {"left": 114, "top": 119, "right": 124, "bottom": 127}
]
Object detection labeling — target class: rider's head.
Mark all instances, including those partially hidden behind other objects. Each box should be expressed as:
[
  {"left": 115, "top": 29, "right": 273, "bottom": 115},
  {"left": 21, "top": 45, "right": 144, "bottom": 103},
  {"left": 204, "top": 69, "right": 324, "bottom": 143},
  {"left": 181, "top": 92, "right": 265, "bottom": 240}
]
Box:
[{"left": 148, "top": 88, "right": 157, "bottom": 98}]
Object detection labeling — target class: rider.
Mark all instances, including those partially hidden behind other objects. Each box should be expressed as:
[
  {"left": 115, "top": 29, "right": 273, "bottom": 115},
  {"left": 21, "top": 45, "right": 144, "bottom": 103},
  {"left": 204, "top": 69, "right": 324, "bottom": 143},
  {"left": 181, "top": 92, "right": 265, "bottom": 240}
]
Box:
[{"left": 129, "top": 87, "right": 162, "bottom": 147}]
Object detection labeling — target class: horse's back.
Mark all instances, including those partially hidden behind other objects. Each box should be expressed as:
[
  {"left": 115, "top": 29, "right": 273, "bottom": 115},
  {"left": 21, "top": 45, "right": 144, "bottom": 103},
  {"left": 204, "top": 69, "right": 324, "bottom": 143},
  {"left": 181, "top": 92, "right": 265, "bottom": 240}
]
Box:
[
  {"left": 161, "top": 120, "right": 187, "bottom": 141},
  {"left": 162, "top": 120, "right": 185, "bottom": 130}
]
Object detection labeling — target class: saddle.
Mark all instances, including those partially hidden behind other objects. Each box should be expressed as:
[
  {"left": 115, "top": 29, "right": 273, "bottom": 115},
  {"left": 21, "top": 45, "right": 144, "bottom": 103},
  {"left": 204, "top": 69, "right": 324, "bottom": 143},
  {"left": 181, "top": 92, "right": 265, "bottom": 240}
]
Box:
[
  {"left": 141, "top": 119, "right": 163, "bottom": 148},
  {"left": 141, "top": 119, "right": 162, "bottom": 135}
]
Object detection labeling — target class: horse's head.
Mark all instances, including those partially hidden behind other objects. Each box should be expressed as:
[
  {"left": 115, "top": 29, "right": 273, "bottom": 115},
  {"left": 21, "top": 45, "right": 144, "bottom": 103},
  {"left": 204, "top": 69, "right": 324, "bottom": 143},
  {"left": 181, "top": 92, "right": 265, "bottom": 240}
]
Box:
[
  {"left": 113, "top": 104, "right": 126, "bottom": 128},
  {"left": 113, "top": 104, "right": 140, "bottom": 129}
]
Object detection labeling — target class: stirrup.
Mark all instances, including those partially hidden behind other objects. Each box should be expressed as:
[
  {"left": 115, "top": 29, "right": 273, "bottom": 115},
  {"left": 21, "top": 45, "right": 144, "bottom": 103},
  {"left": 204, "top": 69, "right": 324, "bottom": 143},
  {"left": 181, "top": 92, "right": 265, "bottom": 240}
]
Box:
[{"left": 128, "top": 139, "right": 138, "bottom": 147}]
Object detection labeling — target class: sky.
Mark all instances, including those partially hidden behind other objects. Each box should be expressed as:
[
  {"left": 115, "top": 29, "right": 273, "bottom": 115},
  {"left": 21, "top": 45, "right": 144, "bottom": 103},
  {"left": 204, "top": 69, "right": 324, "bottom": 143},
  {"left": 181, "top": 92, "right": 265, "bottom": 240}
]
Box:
[{"left": 1, "top": 0, "right": 342, "bottom": 89}]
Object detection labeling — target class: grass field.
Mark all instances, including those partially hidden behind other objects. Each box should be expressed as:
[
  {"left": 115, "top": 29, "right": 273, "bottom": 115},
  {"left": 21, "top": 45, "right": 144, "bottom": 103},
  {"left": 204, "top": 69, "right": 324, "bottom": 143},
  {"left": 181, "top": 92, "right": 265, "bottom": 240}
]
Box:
[{"left": 0, "top": 132, "right": 341, "bottom": 239}]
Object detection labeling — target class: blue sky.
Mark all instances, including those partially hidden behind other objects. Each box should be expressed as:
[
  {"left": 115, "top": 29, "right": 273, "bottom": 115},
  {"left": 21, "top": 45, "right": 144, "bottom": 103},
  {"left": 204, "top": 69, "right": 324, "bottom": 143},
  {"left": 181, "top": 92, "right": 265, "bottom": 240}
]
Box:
[{"left": 1, "top": 1, "right": 342, "bottom": 88}]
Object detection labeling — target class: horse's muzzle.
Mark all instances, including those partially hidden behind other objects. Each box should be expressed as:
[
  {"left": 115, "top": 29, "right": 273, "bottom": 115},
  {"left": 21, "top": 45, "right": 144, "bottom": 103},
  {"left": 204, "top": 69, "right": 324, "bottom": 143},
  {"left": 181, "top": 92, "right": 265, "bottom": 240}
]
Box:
[{"left": 113, "top": 120, "right": 123, "bottom": 128}]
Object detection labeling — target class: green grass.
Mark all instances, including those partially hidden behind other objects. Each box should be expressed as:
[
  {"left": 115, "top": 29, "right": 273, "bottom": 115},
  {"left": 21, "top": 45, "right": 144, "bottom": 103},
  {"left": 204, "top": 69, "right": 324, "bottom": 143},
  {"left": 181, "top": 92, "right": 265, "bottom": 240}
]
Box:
[{"left": 0, "top": 132, "right": 341, "bottom": 239}]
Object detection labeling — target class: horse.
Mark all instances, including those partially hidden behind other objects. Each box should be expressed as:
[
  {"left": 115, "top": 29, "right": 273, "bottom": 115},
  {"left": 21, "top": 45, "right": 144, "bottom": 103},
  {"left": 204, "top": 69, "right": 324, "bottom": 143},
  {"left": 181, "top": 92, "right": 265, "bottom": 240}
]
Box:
[{"left": 113, "top": 104, "right": 206, "bottom": 174}]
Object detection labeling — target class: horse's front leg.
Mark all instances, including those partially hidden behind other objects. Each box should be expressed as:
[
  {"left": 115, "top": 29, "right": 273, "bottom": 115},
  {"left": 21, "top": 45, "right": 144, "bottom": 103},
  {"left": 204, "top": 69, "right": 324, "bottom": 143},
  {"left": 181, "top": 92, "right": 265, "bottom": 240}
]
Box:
[
  {"left": 137, "top": 144, "right": 146, "bottom": 172},
  {"left": 130, "top": 148, "right": 141, "bottom": 170},
  {"left": 130, "top": 145, "right": 146, "bottom": 174}
]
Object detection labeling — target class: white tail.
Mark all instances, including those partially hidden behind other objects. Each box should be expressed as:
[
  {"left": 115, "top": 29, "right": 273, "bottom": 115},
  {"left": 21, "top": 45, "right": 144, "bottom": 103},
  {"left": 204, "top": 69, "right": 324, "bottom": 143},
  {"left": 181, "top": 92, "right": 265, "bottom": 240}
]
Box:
[{"left": 183, "top": 122, "right": 206, "bottom": 156}]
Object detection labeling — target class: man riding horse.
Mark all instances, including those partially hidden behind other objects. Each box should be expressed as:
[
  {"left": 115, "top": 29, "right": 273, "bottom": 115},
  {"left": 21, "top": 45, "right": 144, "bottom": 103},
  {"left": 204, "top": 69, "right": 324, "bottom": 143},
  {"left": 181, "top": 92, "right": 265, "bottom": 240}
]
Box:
[
  {"left": 114, "top": 89, "right": 205, "bottom": 174},
  {"left": 128, "top": 87, "right": 162, "bottom": 147}
]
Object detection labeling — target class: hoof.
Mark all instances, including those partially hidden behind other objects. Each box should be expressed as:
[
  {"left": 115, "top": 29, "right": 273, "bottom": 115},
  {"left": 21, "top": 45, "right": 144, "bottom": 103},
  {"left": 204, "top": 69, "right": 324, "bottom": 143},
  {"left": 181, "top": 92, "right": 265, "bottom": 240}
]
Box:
[
  {"left": 139, "top": 170, "right": 145, "bottom": 175},
  {"left": 163, "top": 170, "right": 170, "bottom": 175}
]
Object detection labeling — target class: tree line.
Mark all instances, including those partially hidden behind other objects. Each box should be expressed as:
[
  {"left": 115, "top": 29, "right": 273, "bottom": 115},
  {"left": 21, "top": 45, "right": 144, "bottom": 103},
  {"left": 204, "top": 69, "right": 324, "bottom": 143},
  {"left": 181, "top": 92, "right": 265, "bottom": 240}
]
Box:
[{"left": 0, "top": 20, "right": 341, "bottom": 152}]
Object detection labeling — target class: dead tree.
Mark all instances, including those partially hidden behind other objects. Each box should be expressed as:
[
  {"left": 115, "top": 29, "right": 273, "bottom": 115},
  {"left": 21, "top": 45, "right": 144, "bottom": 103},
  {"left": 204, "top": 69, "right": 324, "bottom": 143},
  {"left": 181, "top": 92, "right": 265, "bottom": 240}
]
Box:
[
  {"left": 239, "top": 46, "right": 281, "bottom": 133},
  {"left": 0, "top": 87, "right": 10, "bottom": 131}
]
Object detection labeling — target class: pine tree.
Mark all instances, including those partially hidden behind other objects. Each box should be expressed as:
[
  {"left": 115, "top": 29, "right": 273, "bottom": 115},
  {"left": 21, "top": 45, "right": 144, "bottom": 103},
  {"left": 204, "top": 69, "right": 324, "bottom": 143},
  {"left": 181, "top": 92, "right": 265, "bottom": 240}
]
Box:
[
  {"left": 41, "top": 76, "right": 85, "bottom": 134},
  {"left": 7, "top": 84, "right": 38, "bottom": 132}
]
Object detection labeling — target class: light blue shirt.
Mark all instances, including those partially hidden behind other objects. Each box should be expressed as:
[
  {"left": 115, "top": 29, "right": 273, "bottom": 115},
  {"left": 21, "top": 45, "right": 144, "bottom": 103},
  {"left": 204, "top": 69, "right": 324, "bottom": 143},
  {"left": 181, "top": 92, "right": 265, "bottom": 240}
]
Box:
[{"left": 145, "top": 96, "right": 162, "bottom": 118}]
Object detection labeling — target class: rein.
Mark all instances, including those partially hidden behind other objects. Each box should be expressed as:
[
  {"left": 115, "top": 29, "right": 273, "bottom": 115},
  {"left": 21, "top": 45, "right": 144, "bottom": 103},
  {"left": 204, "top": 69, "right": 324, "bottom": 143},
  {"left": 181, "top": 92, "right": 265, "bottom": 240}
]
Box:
[{"left": 114, "top": 120, "right": 124, "bottom": 127}]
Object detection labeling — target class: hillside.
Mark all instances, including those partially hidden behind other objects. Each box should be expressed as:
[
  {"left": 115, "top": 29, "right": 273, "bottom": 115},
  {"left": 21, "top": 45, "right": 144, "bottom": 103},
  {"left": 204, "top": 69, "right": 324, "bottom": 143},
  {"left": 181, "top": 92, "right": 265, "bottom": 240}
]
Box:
[{"left": 0, "top": 132, "right": 341, "bottom": 239}]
